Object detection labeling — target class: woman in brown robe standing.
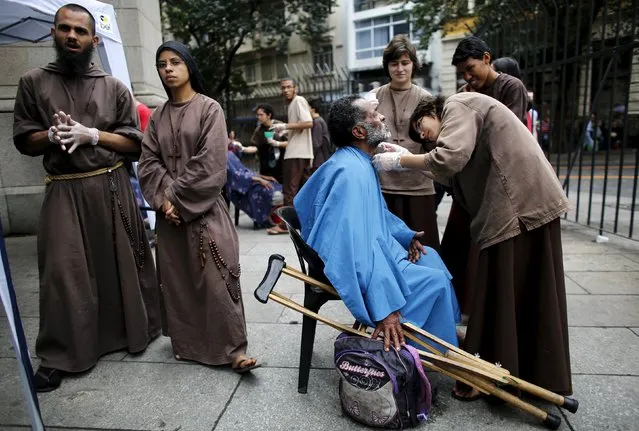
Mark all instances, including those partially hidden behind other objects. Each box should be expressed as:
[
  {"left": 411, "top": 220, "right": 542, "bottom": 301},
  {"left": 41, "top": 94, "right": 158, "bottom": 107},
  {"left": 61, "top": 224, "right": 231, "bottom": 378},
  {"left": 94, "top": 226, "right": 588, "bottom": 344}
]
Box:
[
  {"left": 371, "top": 35, "right": 439, "bottom": 250},
  {"left": 138, "top": 41, "right": 259, "bottom": 373},
  {"left": 373, "top": 92, "right": 572, "bottom": 399}
]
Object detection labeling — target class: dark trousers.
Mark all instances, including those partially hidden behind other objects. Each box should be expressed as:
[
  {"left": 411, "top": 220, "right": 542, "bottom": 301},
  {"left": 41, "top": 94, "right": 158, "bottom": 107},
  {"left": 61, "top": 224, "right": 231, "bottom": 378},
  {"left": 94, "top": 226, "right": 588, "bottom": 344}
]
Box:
[
  {"left": 434, "top": 182, "right": 453, "bottom": 211},
  {"left": 283, "top": 158, "right": 312, "bottom": 206}
]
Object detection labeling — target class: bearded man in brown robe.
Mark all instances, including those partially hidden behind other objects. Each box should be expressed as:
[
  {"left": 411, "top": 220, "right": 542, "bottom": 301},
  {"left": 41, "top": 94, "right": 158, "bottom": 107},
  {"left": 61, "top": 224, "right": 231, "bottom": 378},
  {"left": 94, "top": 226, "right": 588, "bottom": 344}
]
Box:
[
  {"left": 138, "top": 41, "right": 259, "bottom": 373},
  {"left": 12, "top": 3, "right": 160, "bottom": 392}
]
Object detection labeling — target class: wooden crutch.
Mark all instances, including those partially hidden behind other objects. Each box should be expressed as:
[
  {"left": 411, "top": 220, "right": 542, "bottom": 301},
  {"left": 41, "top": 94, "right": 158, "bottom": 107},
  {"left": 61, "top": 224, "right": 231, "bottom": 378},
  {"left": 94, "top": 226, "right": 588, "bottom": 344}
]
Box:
[
  {"left": 403, "top": 322, "right": 579, "bottom": 414},
  {"left": 261, "top": 253, "right": 579, "bottom": 415},
  {"left": 255, "top": 255, "right": 564, "bottom": 429}
]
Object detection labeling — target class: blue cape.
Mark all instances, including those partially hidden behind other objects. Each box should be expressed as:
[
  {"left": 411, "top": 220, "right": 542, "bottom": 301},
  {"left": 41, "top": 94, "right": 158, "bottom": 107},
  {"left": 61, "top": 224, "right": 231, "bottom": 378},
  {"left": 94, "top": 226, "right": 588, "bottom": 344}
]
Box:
[{"left": 294, "top": 147, "right": 420, "bottom": 326}]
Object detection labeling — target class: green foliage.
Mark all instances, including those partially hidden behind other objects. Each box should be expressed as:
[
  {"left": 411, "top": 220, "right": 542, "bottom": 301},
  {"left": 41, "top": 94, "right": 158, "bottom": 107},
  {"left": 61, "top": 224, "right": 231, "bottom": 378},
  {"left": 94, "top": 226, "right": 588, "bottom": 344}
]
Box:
[
  {"left": 408, "top": 1, "right": 614, "bottom": 53},
  {"left": 409, "top": 0, "right": 508, "bottom": 50},
  {"left": 161, "top": 0, "right": 336, "bottom": 99}
]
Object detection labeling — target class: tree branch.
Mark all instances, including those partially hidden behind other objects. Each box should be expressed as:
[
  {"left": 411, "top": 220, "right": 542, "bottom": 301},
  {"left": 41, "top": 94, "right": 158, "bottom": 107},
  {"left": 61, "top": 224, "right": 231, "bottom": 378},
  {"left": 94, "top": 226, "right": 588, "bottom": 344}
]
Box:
[{"left": 215, "top": 32, "right": 248, "bottom": 96}]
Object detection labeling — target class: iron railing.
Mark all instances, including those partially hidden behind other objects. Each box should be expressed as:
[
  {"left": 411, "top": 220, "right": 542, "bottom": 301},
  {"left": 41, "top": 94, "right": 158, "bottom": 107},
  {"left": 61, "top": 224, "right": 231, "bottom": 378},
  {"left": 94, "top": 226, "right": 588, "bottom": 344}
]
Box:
[
  {"left": 478, "top": 0, "right": 639, "bottom": 240},
  {"left": 227, "top": 65, "right": 353, "bottom": 145},
  {"left": 229, "top": 1, "right": 638, "bottom": 240}
]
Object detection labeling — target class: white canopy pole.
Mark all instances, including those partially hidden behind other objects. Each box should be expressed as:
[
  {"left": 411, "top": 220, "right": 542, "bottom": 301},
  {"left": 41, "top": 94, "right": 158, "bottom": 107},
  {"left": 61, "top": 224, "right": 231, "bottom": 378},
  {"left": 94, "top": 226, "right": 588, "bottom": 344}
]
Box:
[{"left": 0, "top": 221, "right": 44, "bottom": 430}]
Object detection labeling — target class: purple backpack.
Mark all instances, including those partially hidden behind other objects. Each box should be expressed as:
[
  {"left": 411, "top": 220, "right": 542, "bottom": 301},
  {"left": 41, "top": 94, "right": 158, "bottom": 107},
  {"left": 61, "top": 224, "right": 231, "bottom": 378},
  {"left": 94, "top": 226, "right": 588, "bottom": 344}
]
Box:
[{"left": 334, "top": 333, "right": 432, "bottom": 429}]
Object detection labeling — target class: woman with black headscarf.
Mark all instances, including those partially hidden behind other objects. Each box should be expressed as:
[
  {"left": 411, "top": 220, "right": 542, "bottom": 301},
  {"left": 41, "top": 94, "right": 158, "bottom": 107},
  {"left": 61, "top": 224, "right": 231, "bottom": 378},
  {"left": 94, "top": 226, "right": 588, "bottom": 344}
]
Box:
[{"left": 138, "top": 41, "right": 260, "bottom": 373}]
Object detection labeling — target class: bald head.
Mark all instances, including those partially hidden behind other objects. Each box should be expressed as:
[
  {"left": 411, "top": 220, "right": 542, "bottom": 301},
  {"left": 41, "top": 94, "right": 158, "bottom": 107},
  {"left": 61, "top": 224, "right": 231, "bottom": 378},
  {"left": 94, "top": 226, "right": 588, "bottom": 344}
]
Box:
[{"left": 54, "top": 3, "right": 96, "bottom": 35}]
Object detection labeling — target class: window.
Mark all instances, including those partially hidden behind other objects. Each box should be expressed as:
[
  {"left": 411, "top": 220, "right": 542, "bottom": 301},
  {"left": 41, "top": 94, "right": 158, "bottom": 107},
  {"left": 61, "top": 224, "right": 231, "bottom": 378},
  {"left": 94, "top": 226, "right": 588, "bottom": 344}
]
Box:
[
  {"left": 355, "top": 14, "right": 416, "bottom": 60},
  {"left": 313, "top": 46, "right": 334, "bottom": 72},
  {"left": 244, "top": 63, "right": 256, "bottom": 83},
  {"left": 277, "top": 55, "right": 288, "bottom": 79},
  {"left": 261, "top": 57, "right": 274, "bottom": 81}
]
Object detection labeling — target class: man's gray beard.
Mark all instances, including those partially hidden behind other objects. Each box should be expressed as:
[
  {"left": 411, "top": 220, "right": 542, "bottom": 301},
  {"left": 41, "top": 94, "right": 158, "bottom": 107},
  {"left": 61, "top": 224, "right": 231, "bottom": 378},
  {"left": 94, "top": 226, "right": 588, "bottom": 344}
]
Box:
[
  {"left": 53, "top": 38, "right": 95, "bottom": 75},
  {"left": 364, "top": 122, "right": 392, "bottom": 149}
]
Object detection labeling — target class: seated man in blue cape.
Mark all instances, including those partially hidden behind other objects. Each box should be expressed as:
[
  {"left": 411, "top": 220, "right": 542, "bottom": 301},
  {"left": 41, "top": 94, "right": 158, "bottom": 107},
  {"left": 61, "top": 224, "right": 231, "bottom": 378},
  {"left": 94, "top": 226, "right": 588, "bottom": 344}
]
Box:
[{"left": 294, "top": 95, "right": 460, "bottom": 352}]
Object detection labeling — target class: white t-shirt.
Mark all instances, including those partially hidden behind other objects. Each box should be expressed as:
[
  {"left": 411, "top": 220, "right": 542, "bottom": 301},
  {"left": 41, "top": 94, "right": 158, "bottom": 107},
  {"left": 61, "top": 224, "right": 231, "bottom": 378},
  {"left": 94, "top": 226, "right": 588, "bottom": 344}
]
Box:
[
  {"left": 528, "top": 108, "right": 539, "bottom": 140},
  {"left": 284, "top": 95, "right": 313, "bottom": 160}
]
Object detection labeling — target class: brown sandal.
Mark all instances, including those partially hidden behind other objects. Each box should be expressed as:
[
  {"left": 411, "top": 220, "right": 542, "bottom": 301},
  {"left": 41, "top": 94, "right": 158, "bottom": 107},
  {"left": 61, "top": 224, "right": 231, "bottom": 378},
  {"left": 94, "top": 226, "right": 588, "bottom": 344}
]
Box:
[
  {"left": 266, "top": 226, "right": 288, "bottom": 235},
  {"left": 451, "top": 382, "right": 482, "bottom": 402},
  {"left": 232, "top": 356, "right": 261, "bottom": 374},
  {"left": 34, "top": 366, "right": 62, "bottom": 392}
]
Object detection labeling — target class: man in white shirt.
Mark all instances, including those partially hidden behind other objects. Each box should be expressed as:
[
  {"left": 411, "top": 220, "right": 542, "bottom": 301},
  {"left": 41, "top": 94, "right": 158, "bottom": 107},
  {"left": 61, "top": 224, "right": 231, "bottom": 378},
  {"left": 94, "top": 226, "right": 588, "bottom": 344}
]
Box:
[
  {"left": 270, "top": 78, "right": 313, "bottom": 207},
  {"left": 527, "top": 91, "right": 539, "bottom": 141}
]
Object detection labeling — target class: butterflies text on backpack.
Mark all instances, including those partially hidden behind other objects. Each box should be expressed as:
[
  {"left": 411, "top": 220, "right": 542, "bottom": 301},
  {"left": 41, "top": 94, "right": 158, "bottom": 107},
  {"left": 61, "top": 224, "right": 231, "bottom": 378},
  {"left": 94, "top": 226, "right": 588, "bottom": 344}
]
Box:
[{"left": 334, "top": 334, "right": 432, "bottom": 429}]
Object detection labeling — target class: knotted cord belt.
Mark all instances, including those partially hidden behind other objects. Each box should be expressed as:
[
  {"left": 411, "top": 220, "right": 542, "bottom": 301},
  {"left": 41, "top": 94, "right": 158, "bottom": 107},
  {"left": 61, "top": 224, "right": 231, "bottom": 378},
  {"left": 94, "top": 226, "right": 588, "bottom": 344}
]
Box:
[
  {"left": 43, "top": 160, "right": 145, "bottom": 268},
  {"left": 44, "top": 161, "right": 124, "bottom": 185}
]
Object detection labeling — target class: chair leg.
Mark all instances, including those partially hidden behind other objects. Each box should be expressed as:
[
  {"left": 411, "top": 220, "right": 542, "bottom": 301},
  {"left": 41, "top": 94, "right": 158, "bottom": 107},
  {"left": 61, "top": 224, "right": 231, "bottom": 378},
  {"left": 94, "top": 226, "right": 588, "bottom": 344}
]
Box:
[
  {"left": 234, "top": 206, "right": 240, "bottom": 226},
  {"left": 298, "top": 288, "right": 330, "bottom": 394},
  {"left": 298, "top": 313, "right": 318, "bottom": 394}
]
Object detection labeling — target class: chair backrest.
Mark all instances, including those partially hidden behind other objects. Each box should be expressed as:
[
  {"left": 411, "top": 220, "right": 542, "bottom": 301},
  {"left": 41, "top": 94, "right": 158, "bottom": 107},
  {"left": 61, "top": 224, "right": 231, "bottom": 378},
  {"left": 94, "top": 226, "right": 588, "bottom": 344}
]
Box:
[{"left": 277, "top": 206, "right": 328, "bottom": 282}]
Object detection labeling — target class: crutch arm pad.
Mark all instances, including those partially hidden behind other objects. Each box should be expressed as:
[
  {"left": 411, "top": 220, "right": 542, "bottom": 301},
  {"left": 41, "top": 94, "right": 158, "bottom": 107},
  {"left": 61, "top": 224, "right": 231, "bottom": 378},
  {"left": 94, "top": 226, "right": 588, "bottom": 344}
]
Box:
[
  {"left": 542, "top": 413, "right": 561, "bottom": 430},
  {"left": 562, "top": 397, "right": 579, "bottom": 414},
  {"left": 254, "top": 254, "right": 286, "bottom": 303}
]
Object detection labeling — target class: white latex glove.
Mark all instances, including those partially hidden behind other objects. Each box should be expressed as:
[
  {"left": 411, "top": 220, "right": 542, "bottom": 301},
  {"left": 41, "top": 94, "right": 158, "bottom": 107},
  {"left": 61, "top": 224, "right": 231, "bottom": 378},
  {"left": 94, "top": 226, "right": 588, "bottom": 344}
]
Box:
[
  {"left": 377, "top": 142, "right": 409, "bottom": 155},
  {"left": 364, "top": 91, "right": 379, "bottom": 109},
  {"left": 47, "top": 127, "right": 58, "bottom": 144},
  {"left": 267, "top": 138, "right": 280, "bottom": 147},
  {"left": 48, "top": 112, "right": 69, "bottom": 147},
  {"left": 270, "top": 123, "right": 287, "bottom": 132},
  {"left": 372, "top": 152, "right": 406, "bottom": 172},
  {"left": 56, "top": 114, "right": 99, "bottom": 154}
]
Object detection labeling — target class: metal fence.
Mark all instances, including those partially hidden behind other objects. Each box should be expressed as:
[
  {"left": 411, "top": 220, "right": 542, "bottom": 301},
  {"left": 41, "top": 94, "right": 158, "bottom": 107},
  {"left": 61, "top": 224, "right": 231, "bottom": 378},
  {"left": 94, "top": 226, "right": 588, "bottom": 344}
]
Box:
[
  {"left": 228, "top": 2, "right": 639, "bottom": 240},
  {"left": 227, "top": 66, "right": 353, "bottom": 143},
  {"left": 478, "top": 0, "right": 639, "bottom": 240},
  {"left": 226, "top": 65, "right": 353, "bottom": 173}
]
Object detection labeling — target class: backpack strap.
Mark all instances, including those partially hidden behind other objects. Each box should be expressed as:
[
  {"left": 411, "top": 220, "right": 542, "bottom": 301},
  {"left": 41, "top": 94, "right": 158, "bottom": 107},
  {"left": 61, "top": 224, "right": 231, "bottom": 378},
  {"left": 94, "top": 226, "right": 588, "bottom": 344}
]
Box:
[{"left": 403, "top": 345, "right": 432, "bottom": 414}]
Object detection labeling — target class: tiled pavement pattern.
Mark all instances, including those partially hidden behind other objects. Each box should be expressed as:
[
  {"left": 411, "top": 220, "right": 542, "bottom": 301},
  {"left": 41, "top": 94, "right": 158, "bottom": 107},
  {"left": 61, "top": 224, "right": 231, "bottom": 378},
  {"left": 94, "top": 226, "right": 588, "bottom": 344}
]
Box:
[{"left": 2, "top": 197, "right": 638, "bottom": 430}]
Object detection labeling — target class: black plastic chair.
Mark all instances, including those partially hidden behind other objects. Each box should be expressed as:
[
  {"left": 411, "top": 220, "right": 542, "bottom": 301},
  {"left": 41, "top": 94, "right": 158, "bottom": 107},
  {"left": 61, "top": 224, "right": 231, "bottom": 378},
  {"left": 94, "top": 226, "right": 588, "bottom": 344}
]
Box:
[{"left": 276, "top": 206, "right": 340, "bottom": 394}]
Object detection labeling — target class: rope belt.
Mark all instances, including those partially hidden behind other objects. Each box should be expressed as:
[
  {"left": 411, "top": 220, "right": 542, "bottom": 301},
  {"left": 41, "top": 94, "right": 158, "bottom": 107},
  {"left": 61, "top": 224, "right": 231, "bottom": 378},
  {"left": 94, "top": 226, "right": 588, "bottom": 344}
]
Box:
[{"left": 45, "top": 161, "right": 124, "bottom": 185}]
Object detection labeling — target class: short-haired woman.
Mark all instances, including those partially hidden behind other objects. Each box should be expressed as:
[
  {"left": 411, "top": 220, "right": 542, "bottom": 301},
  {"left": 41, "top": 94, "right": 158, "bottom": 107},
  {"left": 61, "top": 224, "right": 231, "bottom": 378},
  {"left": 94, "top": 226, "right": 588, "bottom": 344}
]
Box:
[
  {"left": 250, "top": 103, "right": 287, "bottom": 184},
  {"left": 372, "top": 92, "right": 573, "bottom": 400},
  {"left": 370, "top": 34, "right": 440, "bottom": 250}
]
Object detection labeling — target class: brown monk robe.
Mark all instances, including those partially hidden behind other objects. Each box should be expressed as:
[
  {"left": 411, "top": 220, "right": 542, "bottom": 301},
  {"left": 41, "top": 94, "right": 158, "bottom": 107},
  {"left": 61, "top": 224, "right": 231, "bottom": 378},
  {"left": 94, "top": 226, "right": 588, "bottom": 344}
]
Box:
[
  {"left": 13, "top": 61, "right": 161, "bottom": 382},
  {"left": 139, "top": 41, "right": 256, "bottom": 371},
  {"left": 375, "top": 84, "right": 440, "bottom": 250},
  {"left": 442, "top": 72, "right": 530, "bottom": 315},
  {"left": 410, "top": 92, "right": 572, "bottom": 396},
  {"left": 139, "top": 94, "right": 252, "bottom": 367},
  {"left": 458, "top": 72, "right": 528, "bottom": 123}
]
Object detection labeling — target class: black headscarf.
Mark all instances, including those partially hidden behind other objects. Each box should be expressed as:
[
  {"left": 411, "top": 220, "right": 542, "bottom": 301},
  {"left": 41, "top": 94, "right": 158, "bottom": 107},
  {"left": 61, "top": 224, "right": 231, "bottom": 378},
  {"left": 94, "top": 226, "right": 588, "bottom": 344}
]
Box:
[{"left": 155, "top": 41, "right": 207, "bottom": 99}]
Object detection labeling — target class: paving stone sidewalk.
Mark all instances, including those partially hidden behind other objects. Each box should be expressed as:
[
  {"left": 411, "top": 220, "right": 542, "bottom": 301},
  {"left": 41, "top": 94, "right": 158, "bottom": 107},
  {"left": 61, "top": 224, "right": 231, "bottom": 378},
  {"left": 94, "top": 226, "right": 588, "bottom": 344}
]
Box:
[{"left": 1, "top": 197, "right": 638, "bottom": 431}]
